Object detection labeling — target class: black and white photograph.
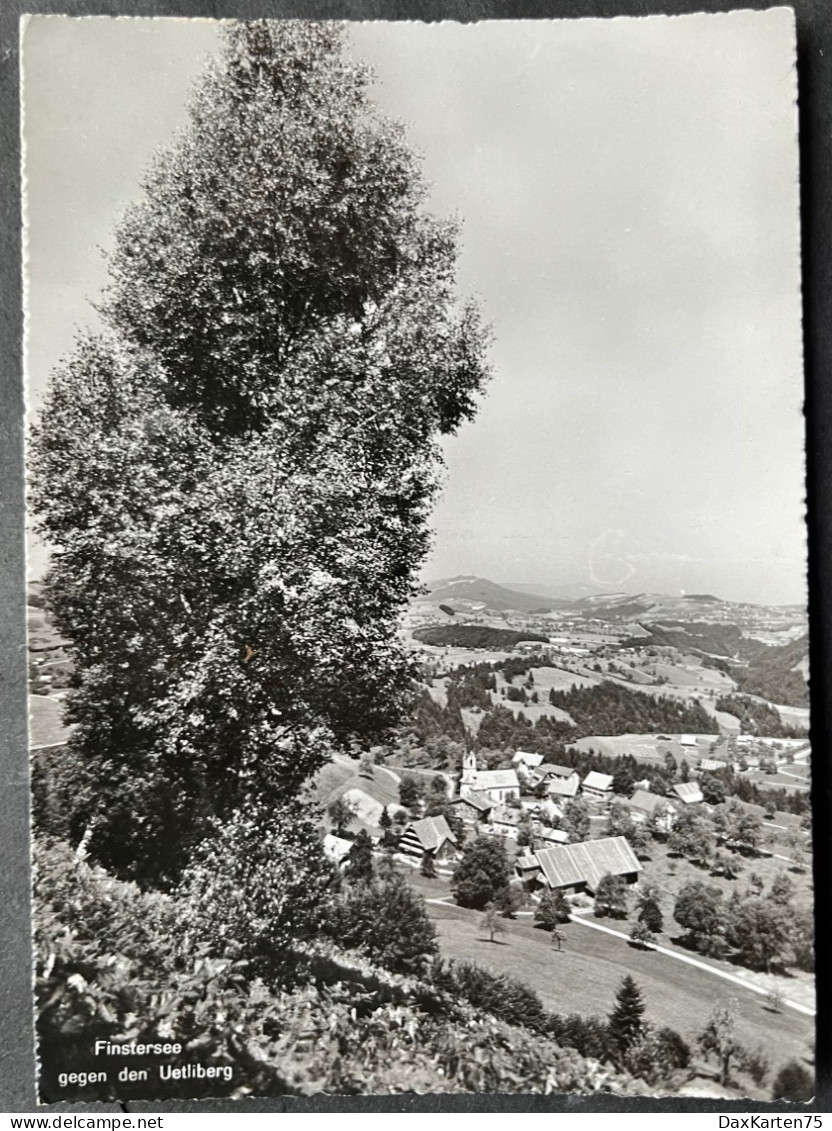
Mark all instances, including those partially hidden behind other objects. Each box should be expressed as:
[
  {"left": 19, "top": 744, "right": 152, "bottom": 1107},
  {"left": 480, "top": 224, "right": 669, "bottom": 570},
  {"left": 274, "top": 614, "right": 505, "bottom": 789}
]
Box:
[{"left": 21, "top": 11, "right": 813, "bottom": 1103}]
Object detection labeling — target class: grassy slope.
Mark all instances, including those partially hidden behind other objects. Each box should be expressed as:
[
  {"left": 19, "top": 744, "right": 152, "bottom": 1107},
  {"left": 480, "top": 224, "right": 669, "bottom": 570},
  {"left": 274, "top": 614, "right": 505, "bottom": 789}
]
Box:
[{"left": 422, "top": 898, "right": 812, "bottom": 1082}]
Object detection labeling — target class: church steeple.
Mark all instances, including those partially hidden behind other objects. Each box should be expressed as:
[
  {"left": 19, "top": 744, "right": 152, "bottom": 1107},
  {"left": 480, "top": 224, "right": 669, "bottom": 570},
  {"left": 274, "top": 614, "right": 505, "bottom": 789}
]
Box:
[{"left": 461, "top": 749, "right": 478, "bottom": 788}]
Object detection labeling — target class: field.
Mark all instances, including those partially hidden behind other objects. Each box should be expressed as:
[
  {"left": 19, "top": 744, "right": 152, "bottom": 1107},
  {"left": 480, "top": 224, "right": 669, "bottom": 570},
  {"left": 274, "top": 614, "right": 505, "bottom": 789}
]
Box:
[
  {"left": 401, "top": 867, "right": 813, "bottom": 1100},
  {"left": 28, "top": 694, "right": 71, "bottom": 749},
  {"left": 314, "top": 756, "right": 405, "bottom": 831}
]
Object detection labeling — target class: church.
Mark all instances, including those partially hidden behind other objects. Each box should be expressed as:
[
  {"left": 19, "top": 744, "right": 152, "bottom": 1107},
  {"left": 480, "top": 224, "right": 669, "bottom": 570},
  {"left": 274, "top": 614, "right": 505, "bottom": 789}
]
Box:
[{"left": 459, "top": 751, "right": 521, "bottom": 805}]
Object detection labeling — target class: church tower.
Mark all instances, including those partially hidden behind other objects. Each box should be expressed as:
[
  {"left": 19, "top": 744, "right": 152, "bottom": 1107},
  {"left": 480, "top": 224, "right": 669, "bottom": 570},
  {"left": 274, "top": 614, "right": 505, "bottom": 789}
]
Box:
[{"left": 461, "top": 749, "right": 478, "bottom": 794}]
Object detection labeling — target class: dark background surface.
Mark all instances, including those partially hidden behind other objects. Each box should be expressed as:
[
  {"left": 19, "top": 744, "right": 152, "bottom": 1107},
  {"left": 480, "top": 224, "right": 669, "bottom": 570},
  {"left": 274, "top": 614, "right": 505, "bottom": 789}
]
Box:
[{"left": 2, "top": 0, "right": 830, "bottom": 1114}]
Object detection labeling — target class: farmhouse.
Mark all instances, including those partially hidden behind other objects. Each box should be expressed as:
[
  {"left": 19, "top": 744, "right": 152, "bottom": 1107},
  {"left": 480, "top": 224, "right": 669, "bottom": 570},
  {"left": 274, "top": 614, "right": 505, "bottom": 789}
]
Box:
[
  {"left": 322, "top": 833, "right": 353, "bottom": 865},
  {"left": 546, "top": 774, "right": 580, "bottom": 799},
  {"left": 513, "top": 750, "right": 544, "bottom": 769},
  {"left": 449, "top": 793, "right": 493, "bottom": 826},
  {"left": 581, "top": 771, "right": 614, "bottom": 800},
  {"left": 697, "top": 758, "right": 726, "bottom": 774},
  {"left": 672, "top": 781, "right": 704, "bottom": 805},
  {"left": 536, "top": 825, "right": 570, "bottom": 846},
  {"left": 525, "top": 835, "right": 641, "bottom": 894},
  {"left": 624, "top": 790, "right": 677, "bottom": 830},
  {"left": 398, "top": 815, "right": 458, "bottom": 860},
  {"left": 515, "top": 851, "right": 542, "bottom": 884},
  {"left": 535, "top": 762, "right": 576, "bottom": 781},
  {"left": 488, "top": 806, "right": 521, "bottom": 839}
]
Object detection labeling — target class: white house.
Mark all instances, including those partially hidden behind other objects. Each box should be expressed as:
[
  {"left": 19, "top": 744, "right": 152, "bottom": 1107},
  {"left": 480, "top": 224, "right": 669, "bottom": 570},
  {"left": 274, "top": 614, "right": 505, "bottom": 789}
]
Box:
[
  {"left": 513, "top": 750, "right": 544, "bottom": 770},
  {"left": 581, "top": 771, "right": 614, "bottom": 800}
]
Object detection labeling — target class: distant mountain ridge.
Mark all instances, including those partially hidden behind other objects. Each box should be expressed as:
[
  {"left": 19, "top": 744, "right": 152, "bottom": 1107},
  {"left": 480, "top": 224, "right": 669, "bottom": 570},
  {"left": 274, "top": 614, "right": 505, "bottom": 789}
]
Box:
[
  {"left": 417, "top": 576, "right": 571, "bottom": 613},
  {"left": 419, "top": 576, "right": 805, "bottom": 620}
]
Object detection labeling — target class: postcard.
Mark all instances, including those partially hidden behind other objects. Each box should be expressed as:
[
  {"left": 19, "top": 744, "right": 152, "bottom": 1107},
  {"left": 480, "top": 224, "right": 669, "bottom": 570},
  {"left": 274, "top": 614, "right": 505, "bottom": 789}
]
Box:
[{"left": 22, "top": 11, "right": 813, "bottom": 1103}]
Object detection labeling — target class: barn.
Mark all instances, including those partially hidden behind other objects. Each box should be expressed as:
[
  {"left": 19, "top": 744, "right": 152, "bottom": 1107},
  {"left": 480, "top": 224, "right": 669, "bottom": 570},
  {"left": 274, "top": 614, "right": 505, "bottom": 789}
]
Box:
[{"left": 529, "top": 836, "right": 641, "bottom": 894}]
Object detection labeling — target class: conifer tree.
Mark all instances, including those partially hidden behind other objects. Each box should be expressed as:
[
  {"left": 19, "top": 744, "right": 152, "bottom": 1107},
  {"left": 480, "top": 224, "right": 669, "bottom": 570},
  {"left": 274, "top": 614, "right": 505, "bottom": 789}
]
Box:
[
  {"left": 344, "top": 829, "right": 375, "bottom": 884},
  {"left": 29, "top": 20, "right": 490, "bottom": 885},
  {"left": 606, "top": 975, "right": 646, "bottom": 1064}
]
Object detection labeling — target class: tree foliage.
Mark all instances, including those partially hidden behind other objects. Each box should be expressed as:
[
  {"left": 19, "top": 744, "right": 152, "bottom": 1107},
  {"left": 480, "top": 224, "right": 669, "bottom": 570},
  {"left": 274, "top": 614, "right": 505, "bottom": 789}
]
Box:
[
  {"left": 327, "top": 873, "right": 437, "bottom": 974},
  {"left": 534, "top": 889, "right": 571, "bottom": 930},
  {"left": 29, "top": 20, "right": 490, "bottom": 885},
  {"left": 697, "top": 1001, "right": 748, "bottom": 1086},
  {"left": 178, "top": 799, "right": 336, "bottom": 981},
  {"left": 771, "top": 1060, "right": 814, "bottom": 1103},
  {"left": 344, "top": 828, "right": 375, "bottom": 884},
  {"left": 673, "top": 880, "right": 725, "bottom": 956},
  {"left": 451, "top": 837, "right": 511, "bottom": 910},
  {"left": 594, "top": 873, "right": 629, "bottom": 919},
  {"left": 606, "top": 976, "right": 646, "bottom": 1065}
]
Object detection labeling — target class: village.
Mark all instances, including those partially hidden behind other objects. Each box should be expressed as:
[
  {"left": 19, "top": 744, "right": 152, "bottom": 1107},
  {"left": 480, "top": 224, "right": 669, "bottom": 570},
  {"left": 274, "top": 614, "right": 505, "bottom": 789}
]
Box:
[
  {"left": 26, "top": 574, "right": 815, "bottom": 1099},
  {"left": 317, "top": 709, "right": 813, "bottom": 1100}
]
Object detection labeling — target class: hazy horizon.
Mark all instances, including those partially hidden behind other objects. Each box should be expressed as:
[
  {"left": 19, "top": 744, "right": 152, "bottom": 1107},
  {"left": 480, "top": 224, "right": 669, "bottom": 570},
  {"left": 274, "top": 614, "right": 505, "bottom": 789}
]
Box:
[{"left": 23, "top": 14, "right": 807, "bottom": 608}]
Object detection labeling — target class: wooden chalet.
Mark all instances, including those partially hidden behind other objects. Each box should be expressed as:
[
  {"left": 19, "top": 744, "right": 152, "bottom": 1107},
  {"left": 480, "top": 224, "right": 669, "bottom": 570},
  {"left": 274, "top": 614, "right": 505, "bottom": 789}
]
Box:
[
  {"left": 450, "top": 793, "right": 493, "bottom": 825},
  {"left": 547, "top": 774, "right": 580, "bottom": 799},
  {"left": 488, "top": 805, "right": 521, "bottom": 839},
  {"left": 398, "top": 815, "right": 458, "bottom": 861},
  {"left": 513, "top": 750, "right": 544, "bottom": 769},
  {"left": 625, "top": 790, "right": 677, "bottom": 827}
]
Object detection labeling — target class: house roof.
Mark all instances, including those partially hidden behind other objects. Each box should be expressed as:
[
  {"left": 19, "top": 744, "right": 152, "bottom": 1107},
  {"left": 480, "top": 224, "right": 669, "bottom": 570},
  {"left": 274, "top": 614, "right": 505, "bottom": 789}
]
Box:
[
  {"left": 322, "top": 833, "right": 354, "bottom": 862},
  {"left": 451, "top": 793, "right": 493, "bottom": 812},
  {"left": 490, "top": 806, "right": 521, "bottom": 826},
  {"left": 698, "top": 759, "right": 725, "bottom": 772},
  {"left": 538, "top": 826, "right": 570, "bottom": 843},
  {"left": 534, "top": 845, "right": 586, "bottom": 889},
  {"left": 475, "top": 769, "right": 520, "bottom": 791},
  {"left": 404, "top": 815, "right": 458, "bottom": 851},
  {"left": 582, "top": 771, "right": 614, "bottom": 792},
  {"left": 627, "top": 790, "right": 674, "bottom": 815},
  {"left": 516, "top": 853, "right": 542, "bottom": 871},
  {"left": 512, "top": 750, "right": 544, "bottom": 767},
  {"left": 547, "top": 776, "right": 580, "bottom": 798},
  {"left": 672, "top": 781, "right": 705, "bottom": 804},
  {"left": 536, "top": 763, "right": 576, "bottom": 779},
  {"left": 534, "top": 836, "right": 641, "bottom": 892}
]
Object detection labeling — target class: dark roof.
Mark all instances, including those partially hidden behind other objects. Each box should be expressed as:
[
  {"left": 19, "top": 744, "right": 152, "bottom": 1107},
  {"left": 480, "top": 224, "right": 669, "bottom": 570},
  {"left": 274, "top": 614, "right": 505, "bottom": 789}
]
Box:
[
  {"left": 402, "top": 815, "right": 458, "bottom": 851},
  {"left": 454, "top": 792, "right": 494, "bottom": 812},
  {"left": 534, "top": 836, "right": 641, "bottom": 892}
]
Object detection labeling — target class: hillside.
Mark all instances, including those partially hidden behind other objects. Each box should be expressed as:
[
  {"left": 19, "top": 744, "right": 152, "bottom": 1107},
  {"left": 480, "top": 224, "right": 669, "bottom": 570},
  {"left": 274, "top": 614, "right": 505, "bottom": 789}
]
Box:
[
  {"left": 418, "top": 576, "right": 570, "bottom": 613},
  {"left": 413, "top": 625, "right": 550, "bottom": 649}
]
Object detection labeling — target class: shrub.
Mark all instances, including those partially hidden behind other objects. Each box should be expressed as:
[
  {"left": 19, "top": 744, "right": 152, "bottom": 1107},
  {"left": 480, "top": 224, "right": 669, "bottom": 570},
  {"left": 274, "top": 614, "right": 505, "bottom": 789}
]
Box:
[
  {"left": 178, "top": 799, "right": 336, "bottom": 981},
  {"left": 327, "top": 873, "right": 437, "bottom": 974},
  {"left": 772, "top": 1060, "right": 814, "bottom": 1102}
]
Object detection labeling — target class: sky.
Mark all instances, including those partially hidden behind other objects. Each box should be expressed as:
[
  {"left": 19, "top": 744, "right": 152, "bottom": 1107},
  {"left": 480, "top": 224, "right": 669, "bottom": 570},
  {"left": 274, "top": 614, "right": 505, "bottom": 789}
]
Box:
[{"left": 21, "top": 12, "right": 806, "bottom": 605}]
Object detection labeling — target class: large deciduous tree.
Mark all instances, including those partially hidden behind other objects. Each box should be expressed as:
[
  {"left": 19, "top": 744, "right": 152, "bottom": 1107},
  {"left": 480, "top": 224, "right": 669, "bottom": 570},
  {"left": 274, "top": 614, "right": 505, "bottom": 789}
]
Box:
[
  {"left": 451, "top": 837, "right": 511, "bottom": 910},
  {"left": 30, "top": 20, "right": 490, "bottom": 886}
]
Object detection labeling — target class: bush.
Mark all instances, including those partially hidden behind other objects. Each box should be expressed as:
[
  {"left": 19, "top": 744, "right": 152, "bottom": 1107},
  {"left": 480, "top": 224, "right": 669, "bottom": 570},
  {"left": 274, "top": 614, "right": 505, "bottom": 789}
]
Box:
[
  {"left": 433, "top": 959, "right": 548, "bottom": 1034},
  {"left": 178, "top": 800, "right": 336, "bottom": 981},
  {"left": 328, "top": 874, "right": 438, "bottom": 974},
  {"left": 772, "top": 1060, "right": 814, "bottom": 1102}
]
